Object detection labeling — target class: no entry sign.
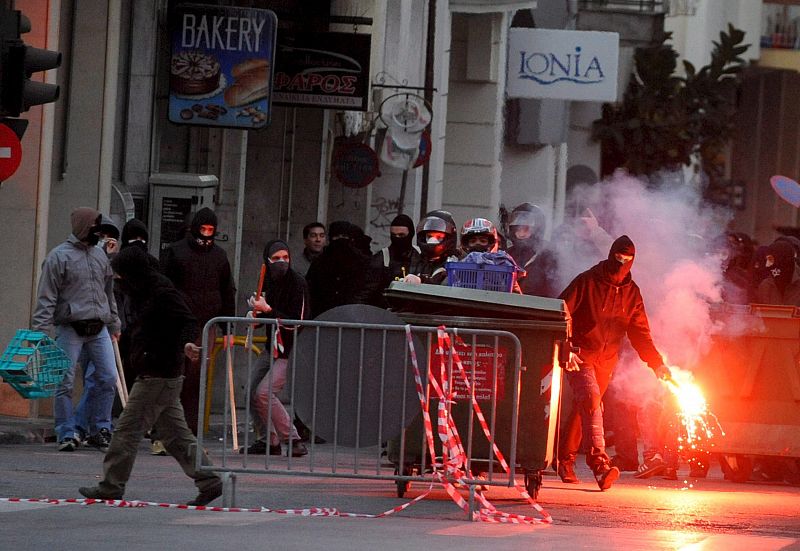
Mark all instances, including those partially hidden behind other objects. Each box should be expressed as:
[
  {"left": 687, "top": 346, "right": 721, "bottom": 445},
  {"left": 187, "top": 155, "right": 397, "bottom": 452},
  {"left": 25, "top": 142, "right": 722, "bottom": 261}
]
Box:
[{"left": 0, "top": 124, "right": 22, "bottom": 181}]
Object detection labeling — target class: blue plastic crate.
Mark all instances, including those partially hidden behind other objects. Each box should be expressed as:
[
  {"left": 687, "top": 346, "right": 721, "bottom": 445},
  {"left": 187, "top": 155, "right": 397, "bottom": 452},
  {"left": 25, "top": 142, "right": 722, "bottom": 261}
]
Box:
[
  {"left": 445, "top": 262, "right": 516, "bottom": 293},
  {"left": 0, "top": 330, "right": 71, "bottom": 399}
]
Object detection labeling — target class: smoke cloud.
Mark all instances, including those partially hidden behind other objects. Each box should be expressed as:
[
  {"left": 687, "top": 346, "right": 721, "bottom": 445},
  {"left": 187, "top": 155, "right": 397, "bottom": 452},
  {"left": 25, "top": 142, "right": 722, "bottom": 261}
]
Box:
[{"left": 550, "top": 171, "right": 733, "bottom": 403}]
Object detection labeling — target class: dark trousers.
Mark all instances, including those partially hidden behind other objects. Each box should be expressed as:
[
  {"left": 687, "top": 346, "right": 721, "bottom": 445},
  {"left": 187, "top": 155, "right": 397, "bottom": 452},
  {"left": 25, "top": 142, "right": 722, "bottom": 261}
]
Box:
[
  {"left": 96, "top": 375, "right": 220, "bottom": 497},
  {"left": 559, "top": 362, "right": 613, "bottom": 472}
]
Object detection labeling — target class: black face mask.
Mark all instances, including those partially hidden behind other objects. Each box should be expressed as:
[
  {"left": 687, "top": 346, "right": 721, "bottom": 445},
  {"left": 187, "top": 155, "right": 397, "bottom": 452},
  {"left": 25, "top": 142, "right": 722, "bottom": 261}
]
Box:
[
  {"left": 194, "top": 237, "right": 214, "bottom": 249},
  {"left": 268, "top": 260, "right": 289, "bottom": 280},
  {"left": 389, "top": 234, "right": 413, "bottom": 257},
  {"left": 84, "top": 226, "right": 101, "bottom": 247}
]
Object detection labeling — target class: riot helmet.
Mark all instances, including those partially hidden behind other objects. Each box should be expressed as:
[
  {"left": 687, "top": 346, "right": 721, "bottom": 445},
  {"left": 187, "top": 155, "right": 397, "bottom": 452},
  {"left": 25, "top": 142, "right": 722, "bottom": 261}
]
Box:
[
  {"left": 508, "top": 203, "right": 546, "bottom": 249},
  {"left": 460, "top": 218, "right": 498, "bottom": 253},
  {"left": 416, "top": 210, "right": 457, "bottom": 260}
]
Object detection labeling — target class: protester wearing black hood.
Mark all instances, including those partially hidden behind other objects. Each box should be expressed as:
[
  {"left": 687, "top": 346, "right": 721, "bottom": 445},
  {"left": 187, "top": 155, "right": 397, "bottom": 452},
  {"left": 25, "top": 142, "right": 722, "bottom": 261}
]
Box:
[
  {"left": 756, "top": 240, "right": 800, "bottom": 305},
  {"left": 161, "top": 207, "right": 236, "bottom": 434},
  {"left": 241, "top": 240, "right": 310, "bottom": 457},
  {"left": 369, "top": 214, "right": 421, "bottom": 305},
  {"left": 557, "top": 235, "right": 671, "bottom": 491},
  {"left": 79, "top": 246, "right": 223, "bottom": 506},
  {"left": 306, "top": 220, "right": 374, "bottom": 317}
]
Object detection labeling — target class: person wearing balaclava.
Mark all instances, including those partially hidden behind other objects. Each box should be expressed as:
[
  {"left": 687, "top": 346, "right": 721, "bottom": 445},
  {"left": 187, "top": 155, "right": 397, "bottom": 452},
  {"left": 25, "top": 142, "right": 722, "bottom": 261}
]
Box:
[
  {"left": 305, "top": 220, "right": 374, "bottom": 317},
  {"left": 161, "top": 207, "right": 236, "bottom": 435},
  {"left": 756, "top": 240, "right": 800, "bottom": 305},
  {"left": 369, "top": 214, "right": 421, "bottom": 306},
  {"left": 79, "top": 245, "right": 223, "bottom": 507},
  {"left": 556, "top": 235, "right": 671, "bottom": 491},
  {"left": 240, "top": 239, "right": 311, "bottom": 457},
  {"left": 32, "top": 207, "right": 121, "bottom": 453}
]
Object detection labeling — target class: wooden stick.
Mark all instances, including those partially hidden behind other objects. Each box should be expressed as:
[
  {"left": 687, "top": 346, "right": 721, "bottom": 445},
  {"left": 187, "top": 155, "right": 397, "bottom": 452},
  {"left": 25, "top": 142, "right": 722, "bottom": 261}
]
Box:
[
  {"left": 111, "top": 339, "right": 128, "bottom": 406},
  {"left": 225, "top": 338, "right": 239, "bottom": 451},
  {"left": 256, "top": 263, "right": 267, "bottom": 298}
]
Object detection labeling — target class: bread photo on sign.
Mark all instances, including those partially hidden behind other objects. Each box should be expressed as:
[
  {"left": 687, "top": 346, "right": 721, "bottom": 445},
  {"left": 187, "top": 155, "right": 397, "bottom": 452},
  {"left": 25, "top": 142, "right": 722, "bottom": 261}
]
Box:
[{"left": 224, "top": 59, "right": 270, "bottom": 107}]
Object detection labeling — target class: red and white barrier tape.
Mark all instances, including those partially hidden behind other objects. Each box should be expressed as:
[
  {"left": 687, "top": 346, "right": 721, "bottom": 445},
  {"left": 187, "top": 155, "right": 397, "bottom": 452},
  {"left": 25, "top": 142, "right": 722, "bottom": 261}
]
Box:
[{"left": 404, "top": 325, "right": 552, "bottom": 524}]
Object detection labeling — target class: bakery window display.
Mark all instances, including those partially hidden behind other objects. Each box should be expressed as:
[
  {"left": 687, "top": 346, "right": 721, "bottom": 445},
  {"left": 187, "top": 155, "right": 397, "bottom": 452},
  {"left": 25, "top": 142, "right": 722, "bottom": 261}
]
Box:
[{"left": 170, "top": 51, "right": 221, "bottom": 96}]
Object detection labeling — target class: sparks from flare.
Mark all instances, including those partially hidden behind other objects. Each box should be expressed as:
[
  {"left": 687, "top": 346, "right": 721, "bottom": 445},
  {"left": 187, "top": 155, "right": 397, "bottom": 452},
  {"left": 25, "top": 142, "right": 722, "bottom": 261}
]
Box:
[{"left": 663, "top": 367, "right": 724, "bottom": 467}]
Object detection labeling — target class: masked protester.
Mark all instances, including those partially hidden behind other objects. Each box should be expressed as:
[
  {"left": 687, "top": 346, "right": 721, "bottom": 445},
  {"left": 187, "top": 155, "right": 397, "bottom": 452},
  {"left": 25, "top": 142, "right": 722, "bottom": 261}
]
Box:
[
  {"left": 506, "top": 203, "right": 559, "bottom": 297},
  {"left": 756, "top": 240, "right": 800, "bottom": 305},
  {"left": 369, "top": 214, "right": 421, "bottom": 305},
  {"left": 306, "top": 220, "right": 375, "bottom": 317},
  {"left": 557, "top": 235, "right": 671, "bottom": 491},
  {"left": 161, "top": 207, "right": 236, "bottom": 435},
  {"left": 79, "top": 246, "right": 223, "bottom": 507},
  {"left": 241, "top": 240, "right": 311, "bottom": 457},
  {"left": 404, "top": 210, "right": 458, "bottom": 285},
  {"left": 32, "top": 207, "right": 121, "bottom": 453}
]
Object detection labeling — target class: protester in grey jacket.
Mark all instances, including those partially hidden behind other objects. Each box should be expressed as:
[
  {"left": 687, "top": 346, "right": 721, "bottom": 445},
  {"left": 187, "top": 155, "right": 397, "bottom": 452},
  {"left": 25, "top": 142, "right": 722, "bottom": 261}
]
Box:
[{"left": 32, "top": 207, "right": 121, "bottom": 453}]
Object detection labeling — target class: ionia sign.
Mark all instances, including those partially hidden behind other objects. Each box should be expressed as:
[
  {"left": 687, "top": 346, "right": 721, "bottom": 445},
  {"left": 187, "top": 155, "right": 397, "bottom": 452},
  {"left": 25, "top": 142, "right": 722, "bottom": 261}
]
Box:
[{"left": 507, "top": 28, "right": 619, "bottom": 102}]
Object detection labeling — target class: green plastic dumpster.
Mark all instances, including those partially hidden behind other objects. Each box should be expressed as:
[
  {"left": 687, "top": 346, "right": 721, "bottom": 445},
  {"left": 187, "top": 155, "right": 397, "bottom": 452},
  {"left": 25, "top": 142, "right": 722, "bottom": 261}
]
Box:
[{"left": 384, "top": 282, "right": 570, "bottom": 498}]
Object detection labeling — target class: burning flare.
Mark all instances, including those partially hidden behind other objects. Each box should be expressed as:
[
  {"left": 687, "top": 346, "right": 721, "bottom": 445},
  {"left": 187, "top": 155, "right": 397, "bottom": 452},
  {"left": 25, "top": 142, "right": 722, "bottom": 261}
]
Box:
[{"left": 664, "top": 368, "right": 723, "bottom": 455}]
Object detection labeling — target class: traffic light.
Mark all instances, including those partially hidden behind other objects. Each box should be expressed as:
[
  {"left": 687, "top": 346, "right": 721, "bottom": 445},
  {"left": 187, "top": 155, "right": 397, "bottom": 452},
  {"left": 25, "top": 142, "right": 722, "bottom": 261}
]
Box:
[{"left": 0, "top": 3, "right": 61, "bottom": 122}]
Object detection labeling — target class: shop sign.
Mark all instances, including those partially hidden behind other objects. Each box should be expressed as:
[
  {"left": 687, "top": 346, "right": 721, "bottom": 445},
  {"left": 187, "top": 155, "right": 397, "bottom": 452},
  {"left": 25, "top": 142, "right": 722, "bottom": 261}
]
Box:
[
  {"left": 273, "top": 31, "right": 371, "bottom": 111},
  {"left": 332, "top": 142, "right": 380, "bottom": 188},
  {"left": 168, "top": 3, "right": 277, "bottom": 129},
  {"left": 507, "top": 28, "right": 619, "bottom": 102}
]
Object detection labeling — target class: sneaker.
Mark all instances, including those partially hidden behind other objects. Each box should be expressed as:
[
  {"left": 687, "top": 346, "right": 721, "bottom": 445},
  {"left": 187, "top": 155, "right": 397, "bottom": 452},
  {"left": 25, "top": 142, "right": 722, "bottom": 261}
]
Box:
[
  {"left": 86, "top": 428, "right": 112, "bottom": 452},
  {"left": 557, "top": 461, "right": 580, "bottom": 484},
  {"left": 689, "top": 463, "right": 709, "bottom": 478},
  {"left": 662, "top": 467, "right": 678, "bottom": 480},
  {"left": 58, "top": 437, "right": 79, "bottom": 452},
  {"left": 270, "top": 444, "right": 282, "bottom": 456},
  {"left": 186, "top": 482, "right": 222, "bottom": 506},
  {"left": 79, "top": 486, "right": 122, "bottom": 500},
  {"left": 610, "top": 455, "right": 639, "bottom": 472},
  {"left": 238, "top": 440, "right": 268, "bottom": 455},
  {"left": 634, "top": 453, "right": 666, "bottom": 479},
  {"left": 150, "top": 440, "right": 168, "bottom": 456},
  {"left": 289, "top": 441, "right": 308, "bottom": 457},
  {"left": 595, "top": 464, "right": 620, "bottom": 490}
]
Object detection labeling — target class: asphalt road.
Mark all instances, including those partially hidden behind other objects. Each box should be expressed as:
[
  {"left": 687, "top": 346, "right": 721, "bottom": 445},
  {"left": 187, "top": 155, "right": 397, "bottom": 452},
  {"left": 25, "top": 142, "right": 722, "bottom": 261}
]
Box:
[{"left": 1, "top": 441, "right": 799, "bottom": 550}]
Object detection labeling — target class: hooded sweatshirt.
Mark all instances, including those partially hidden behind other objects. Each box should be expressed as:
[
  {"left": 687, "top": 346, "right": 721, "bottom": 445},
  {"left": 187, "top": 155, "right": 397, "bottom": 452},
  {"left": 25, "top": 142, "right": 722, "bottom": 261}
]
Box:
[
  {"left": 112, "top": 246, "right": 198, "bottom": 378},
  {"left": 756, "top": 240, "right": 800, "bottom": 306},
  {"left": 253, "top": 239, "right": 310, "bottom": 357},
  {"left": 32, "top": 207, "right": 120, "bottom": 333},
  {"left": 161, "top": 208, "right": 236, "bottom": 330},
  {"left": 559, "top": 235, "right": 663, "bottom": 371}
]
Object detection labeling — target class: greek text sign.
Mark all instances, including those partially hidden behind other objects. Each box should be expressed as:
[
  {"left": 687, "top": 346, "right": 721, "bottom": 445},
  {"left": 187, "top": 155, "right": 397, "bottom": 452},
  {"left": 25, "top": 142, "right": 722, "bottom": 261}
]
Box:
[{"left": 507, "top": 28, "right": 619, "bottom": 102}]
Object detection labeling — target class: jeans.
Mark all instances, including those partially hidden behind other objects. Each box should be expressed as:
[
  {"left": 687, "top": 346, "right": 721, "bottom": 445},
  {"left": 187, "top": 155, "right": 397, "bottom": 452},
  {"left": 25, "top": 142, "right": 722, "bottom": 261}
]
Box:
[
  {"left": 54, "top": 325, "right": 117, "bottom": 442},
  {"left": 250, "top": 358, "right": 300, "bottom": 446},
  {"left": 604, "top": 383, "right": 662, "bottom": 464},
  {"left": 559, "top": 363, "right": 612, "bottom": 472},
  {"left": 97, "top": 375, "right": 220, "bottom": 497}
]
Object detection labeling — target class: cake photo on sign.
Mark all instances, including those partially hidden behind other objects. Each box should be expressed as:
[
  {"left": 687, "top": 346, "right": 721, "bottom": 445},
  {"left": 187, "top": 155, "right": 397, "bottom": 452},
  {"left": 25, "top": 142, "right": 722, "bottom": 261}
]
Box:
[
  {"left": 224, "top": 58, "right": 270, "bottom": 107},
  {"left": 170, "top": 51, "right": 221, "bottom": 96}
]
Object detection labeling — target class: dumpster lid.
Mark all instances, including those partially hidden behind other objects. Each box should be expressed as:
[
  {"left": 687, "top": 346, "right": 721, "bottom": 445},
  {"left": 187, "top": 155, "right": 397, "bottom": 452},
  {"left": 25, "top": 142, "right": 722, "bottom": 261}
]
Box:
[{"left": 384, "top": 281, "right": 568, "bottom": 322}]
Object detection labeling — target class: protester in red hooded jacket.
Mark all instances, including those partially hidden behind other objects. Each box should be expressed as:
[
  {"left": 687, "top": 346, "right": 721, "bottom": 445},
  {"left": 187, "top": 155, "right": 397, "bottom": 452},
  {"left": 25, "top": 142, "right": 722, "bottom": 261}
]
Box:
[{"left": 557, "top": 235, "right": 671, "bottom": 491}]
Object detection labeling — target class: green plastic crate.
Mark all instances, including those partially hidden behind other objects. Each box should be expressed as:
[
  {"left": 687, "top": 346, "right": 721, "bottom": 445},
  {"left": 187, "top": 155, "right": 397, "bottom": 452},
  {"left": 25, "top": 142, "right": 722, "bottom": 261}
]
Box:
[{"left": 0, "top": 330, "right": 71, "bottom": 399}]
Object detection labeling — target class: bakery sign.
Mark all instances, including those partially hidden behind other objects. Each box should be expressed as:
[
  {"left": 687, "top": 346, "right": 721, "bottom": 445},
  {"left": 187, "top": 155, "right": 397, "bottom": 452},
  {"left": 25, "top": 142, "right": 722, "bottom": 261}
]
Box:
[
  {"left": 506, "top": 28, "right": 619, "bottom": 102},
  {"left": 168, "top": 4, "right": 277, "bottom": 129},
  {"left": 273, "top": 31, "right": 371, "bottom": 111}
]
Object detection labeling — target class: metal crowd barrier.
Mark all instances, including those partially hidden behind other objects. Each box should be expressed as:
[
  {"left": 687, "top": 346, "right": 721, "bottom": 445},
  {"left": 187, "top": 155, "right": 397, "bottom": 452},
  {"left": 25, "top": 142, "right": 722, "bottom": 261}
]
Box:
[{"left": 194, "top": 316, "right": 523, "bottom": 517}]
